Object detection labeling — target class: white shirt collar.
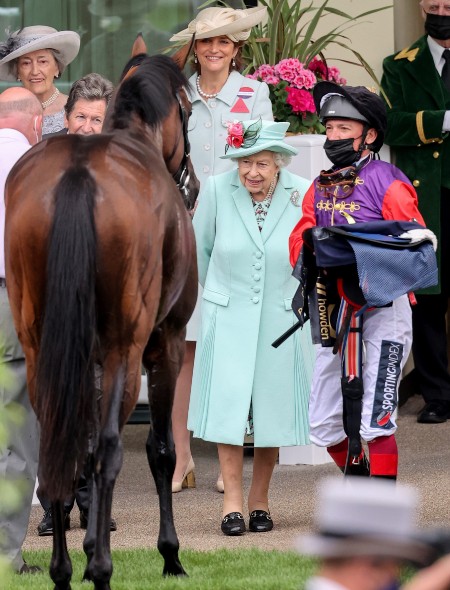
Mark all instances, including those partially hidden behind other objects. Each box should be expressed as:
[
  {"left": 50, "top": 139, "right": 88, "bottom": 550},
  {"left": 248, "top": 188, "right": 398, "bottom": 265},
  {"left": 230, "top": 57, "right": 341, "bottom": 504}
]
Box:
[{"left": 427, "top": 35, "right": 448, "bottom": 73}]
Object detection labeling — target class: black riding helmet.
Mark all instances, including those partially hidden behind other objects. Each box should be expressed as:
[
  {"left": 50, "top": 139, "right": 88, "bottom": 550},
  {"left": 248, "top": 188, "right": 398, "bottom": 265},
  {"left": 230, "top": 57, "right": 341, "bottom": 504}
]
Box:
[{"left": 313, "top": 81, "right": 387, "bottom": 153}]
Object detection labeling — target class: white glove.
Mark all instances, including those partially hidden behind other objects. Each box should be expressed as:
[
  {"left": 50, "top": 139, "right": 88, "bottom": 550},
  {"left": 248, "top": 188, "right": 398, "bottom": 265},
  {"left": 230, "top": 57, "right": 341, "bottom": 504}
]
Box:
[
  {"left": 399, "top": 228, "right": 438, "bottom": 252},
  {"left": 443, "top": 111, "right": 450, "bottom": 132}
]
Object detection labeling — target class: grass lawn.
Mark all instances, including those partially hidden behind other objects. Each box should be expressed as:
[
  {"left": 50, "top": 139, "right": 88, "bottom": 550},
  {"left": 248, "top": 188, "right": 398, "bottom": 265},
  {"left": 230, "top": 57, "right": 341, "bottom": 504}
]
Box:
[{"left": 3, "top": 548, "right": 317, "bottom": 589}]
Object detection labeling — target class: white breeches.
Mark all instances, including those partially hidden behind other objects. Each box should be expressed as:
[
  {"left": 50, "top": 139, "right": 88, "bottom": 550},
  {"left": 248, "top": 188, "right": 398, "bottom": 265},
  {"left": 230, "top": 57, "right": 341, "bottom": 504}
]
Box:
[{"left": 309, "top": 295, "right": 412, "bottom": 447}]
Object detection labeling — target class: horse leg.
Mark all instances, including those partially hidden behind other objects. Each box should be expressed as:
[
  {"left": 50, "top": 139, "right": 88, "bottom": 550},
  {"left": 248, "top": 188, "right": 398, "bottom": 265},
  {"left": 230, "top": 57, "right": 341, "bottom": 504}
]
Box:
[
  {"left": 83, "top": 365, "right": 102, "bottom": 579},
  {"left": 144, "top": 327, "right": 186, "bottom": 577},
  {"left": 83, "top": 363, "right": 125, "bottom": 590},
  {"left": 82, "top": 451, "right": 98, "bottom": 582},
  {"left": 49, "top": 500, "right": 72, "bottom": 590}
]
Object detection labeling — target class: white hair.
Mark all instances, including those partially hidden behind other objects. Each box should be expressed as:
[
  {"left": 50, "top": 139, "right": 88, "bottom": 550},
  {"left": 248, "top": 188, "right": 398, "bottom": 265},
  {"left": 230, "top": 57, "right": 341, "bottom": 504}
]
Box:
[
  {"left": 273, "top": 152, "right": 292, "bottom": 168},
  {"left": 232, "top": 151, "right": 292, "bottom": 167}
]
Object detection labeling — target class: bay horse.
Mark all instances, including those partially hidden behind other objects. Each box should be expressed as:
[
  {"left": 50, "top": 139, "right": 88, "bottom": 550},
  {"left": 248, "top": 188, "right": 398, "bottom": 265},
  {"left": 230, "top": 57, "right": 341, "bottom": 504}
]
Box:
[{"left": 4, "top": 53, "right": 198, "bottom": 589}]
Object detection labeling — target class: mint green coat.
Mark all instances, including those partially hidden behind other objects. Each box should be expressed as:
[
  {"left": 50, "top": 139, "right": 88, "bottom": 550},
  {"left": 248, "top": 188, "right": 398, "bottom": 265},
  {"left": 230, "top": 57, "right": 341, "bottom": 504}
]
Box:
[{"left": 188, "top": 168, "right": 314, "bottom": 447}]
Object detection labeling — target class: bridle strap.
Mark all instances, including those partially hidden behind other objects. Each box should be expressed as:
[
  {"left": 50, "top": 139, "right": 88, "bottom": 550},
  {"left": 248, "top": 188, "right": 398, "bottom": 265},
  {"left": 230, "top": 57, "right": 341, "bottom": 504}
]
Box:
[
  {"left": 170, "top": 91, "right": 193, "bottom": 202},
  {"left": 165, "top": 97, "right": 184, "bottom": 165}
]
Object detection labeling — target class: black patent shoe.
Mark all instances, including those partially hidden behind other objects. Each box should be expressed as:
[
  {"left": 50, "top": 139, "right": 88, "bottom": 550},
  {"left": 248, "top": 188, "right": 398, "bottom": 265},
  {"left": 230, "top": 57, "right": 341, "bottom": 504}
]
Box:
[
  {"left": 417, "top": 401, "right": 450, "bottom": 424},
  {"left": 221, "top": 512, "right": 246, "bottom": 536},
  {"left": 18, "top": 562, "right": 43, "bottom": 575},
  {"left": 249, "top": 510, "right": 273, "bottom": 532},
  {"left": 37, "top": 509, "right": 70, "bottom": 536},
  {"left": 80, "top": 510, "right": 117, "bottom": 531}
]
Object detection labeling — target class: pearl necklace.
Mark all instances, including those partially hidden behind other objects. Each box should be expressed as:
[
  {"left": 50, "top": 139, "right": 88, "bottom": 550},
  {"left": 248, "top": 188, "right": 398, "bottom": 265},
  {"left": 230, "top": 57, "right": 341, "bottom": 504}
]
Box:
[
  {"left": 41, "top": 88, "right": 60, "bottom": 110},
  {"left": 196, "top": 75, "right": 219, "bottom": 99},
  {"left": 266, "top": 174, "right": 278, "bottom": 200},
  {"left": 251, "top": 174, "right": 278, "bottom": 202}
]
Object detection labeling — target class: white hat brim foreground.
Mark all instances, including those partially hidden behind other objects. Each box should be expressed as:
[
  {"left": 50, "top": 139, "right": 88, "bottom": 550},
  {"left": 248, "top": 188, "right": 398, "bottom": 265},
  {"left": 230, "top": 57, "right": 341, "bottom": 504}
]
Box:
[
  {"left": 0, "top": 28, "right": 80, "bottom": 81},
  {"left": 296, "top": 533, "right": 432, "bottom": 565},
  {"left": 170, "top": 6, "right": 266, "bottom": 42}
]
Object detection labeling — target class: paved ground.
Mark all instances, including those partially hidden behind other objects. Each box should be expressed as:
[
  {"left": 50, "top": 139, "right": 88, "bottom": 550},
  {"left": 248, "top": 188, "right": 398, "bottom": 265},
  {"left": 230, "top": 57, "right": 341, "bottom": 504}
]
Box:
[{"left": 23, "top": 394, "right": 450, "bottom": 554}]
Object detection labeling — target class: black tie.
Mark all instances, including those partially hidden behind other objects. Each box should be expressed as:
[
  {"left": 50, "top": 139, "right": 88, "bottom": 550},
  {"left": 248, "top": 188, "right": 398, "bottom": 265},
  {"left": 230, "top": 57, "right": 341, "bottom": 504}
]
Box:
[{"left": 442, "top": 49, "right": 450, "bottom": 93}]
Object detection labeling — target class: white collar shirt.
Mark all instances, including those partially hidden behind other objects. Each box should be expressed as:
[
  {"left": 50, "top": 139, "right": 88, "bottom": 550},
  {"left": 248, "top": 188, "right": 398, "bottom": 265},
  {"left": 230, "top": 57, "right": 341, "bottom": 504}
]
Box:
[
  {"left": 0, "top": 128, "right": 32, "bottom": 277},
  {"left": 427, "top": 35, "right": 449, "bottom": 74}
]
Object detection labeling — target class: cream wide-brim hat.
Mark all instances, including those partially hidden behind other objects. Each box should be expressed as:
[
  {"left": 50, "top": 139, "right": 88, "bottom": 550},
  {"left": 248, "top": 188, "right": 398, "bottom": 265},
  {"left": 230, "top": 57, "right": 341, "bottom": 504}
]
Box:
[
  {"left": 170, "top": 6, "right": 266, "bottom": 43},
  {"left": 0, "top": 26, "right": 80, "bottom": 81}
]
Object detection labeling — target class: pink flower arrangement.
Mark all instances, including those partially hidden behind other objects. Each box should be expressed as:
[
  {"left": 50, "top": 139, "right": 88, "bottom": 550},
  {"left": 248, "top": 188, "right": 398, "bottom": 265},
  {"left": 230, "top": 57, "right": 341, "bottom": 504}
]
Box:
[{"left": 247, "top": 57, "right": 346, "bottom": 134}]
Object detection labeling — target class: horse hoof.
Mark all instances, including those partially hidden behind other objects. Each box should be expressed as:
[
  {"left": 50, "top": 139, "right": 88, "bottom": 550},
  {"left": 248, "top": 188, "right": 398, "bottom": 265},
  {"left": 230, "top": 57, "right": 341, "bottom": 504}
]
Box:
[{"left": 163, "top": 563, "right": 187, "bottom": 577}]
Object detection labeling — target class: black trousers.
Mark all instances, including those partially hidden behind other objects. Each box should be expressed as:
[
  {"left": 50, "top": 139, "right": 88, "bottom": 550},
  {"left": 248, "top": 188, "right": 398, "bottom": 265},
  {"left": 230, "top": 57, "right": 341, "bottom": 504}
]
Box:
[
  {"left": 411, "top": 187, "right": 450, "bottom": 403},
  {"left": 37, "top": 469, "right": 89, "bottom": 514}
]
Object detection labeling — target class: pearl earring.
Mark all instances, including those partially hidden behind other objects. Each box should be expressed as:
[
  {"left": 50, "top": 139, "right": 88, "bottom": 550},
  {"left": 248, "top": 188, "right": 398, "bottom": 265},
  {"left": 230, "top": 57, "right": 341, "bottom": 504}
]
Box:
[
  {"left": 17, "top": 77, "right": 21, "bottom": 82},
  {"left": 232, "top": 57, "right": 236, "bottom": 67},
  {"left": 194, "top": 53, "right": 198, "bottom": 64}
]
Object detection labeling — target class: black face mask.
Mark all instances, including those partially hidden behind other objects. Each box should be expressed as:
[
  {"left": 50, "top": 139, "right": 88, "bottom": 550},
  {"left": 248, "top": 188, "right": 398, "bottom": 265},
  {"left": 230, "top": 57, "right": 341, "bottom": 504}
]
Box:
[
  {"left": 323, "top": 137, "right": 364, "bottom": 168},
  {"left": 425, "top": 12, "right": 450, "bottom": 41}
]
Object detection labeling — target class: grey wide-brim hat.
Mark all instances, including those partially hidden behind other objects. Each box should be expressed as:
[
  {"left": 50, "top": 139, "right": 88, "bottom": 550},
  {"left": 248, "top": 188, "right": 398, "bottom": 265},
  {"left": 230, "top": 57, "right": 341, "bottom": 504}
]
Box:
[
  {"left": 296, "top": 477, "right": 432, "bottom": 565},
  {"left": 170, "top": 6, "right": 266, "bottom": 43},
  {"left": 220, "top": 120, "right": 298, "bottom": 159},
  {"left": 0, "top": 26, "right": 80, "bottom": 81}
]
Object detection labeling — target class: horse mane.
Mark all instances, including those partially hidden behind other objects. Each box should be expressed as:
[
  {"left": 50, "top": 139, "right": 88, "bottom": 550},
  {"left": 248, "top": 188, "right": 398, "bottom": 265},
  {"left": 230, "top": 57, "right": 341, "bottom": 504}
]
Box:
[
  {"left": 119, "top": 52, "right": 147, "bottom": 81},
  {"left": 112, "top": 54, "right": 191, "bottom": 130}
]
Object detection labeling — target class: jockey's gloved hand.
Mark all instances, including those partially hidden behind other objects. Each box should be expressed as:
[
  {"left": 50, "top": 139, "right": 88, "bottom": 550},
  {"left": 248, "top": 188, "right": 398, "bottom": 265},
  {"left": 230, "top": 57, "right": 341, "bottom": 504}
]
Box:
[{"left": 399, "top": 228, "right": 438, "bottom": 252}]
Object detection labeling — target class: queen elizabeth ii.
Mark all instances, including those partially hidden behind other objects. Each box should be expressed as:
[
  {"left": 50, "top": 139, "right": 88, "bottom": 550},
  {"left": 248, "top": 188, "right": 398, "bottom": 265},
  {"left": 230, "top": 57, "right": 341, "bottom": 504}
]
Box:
[{"left": 188, "top": 119, "right": 315, "bottom": 536}]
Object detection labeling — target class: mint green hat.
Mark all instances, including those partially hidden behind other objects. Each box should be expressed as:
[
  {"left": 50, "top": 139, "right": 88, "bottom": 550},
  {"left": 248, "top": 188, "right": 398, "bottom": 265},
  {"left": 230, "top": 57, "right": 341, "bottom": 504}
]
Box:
[{"left": 220, "top": 119, "right": 298, "bottom": 159}]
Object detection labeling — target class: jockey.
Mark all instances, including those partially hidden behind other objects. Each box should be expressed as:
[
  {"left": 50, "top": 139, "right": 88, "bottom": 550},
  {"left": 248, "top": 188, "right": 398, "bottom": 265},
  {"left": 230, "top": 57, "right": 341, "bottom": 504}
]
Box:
[{"left": 289, "top": 81, "right": 432, "bottom": 479}]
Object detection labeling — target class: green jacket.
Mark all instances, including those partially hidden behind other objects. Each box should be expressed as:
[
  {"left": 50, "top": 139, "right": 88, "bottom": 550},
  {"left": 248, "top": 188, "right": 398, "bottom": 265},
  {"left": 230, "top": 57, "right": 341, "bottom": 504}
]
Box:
[{"left": 381, "top": 35, "right": 450, "bottom": 293}]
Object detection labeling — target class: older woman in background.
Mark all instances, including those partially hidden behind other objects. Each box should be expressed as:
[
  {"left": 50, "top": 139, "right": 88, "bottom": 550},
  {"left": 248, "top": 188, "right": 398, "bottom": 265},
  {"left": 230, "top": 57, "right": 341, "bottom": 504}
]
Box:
[
  {"left": 0, "top": 26, "right": 80, "bottom": 135},
  {"left": 170, "top": 4, "right": 274, "bottom": 495},
  {"left": 189, "top": 120, "right": 314, "bottom": 535}
]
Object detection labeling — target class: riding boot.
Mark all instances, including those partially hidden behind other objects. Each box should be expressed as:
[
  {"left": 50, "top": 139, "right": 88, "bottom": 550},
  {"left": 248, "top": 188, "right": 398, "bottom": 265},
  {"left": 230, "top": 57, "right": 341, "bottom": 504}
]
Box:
[{"left": 368, "top": 435, "right": 398, "bottom": 479}]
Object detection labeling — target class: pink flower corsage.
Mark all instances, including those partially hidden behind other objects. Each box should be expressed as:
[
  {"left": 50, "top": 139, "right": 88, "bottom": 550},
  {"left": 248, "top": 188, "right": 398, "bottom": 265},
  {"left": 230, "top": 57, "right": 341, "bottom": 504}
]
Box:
[{"left": 226, "top": 121, "right": 244, "bottom": 149}]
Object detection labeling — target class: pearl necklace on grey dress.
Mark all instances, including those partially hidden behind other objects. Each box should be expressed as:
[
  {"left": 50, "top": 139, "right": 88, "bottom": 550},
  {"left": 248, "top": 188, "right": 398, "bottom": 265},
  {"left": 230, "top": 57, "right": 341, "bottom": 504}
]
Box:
[
  {"left": 196, "top": 75, "right": 220, "bottom": 99},
  {"left": 41, "top": 88, "right": 60, "bottom": 110}
]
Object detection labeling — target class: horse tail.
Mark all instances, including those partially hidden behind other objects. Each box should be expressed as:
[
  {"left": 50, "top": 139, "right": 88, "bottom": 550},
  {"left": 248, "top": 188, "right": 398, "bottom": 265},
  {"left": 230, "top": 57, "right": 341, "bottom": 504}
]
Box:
[{"left": 36, "top": 164, "right": 97, "bottom": 501}]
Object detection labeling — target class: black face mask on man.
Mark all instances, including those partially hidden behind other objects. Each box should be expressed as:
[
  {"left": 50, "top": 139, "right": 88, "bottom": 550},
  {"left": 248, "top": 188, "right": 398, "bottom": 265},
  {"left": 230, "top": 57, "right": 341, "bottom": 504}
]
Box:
[
  {"left": 425, "top": 12, "right": 450, "bottom": 41},
  {"left": 323, "top": 134, "right": 366, "bottom": 168}
]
